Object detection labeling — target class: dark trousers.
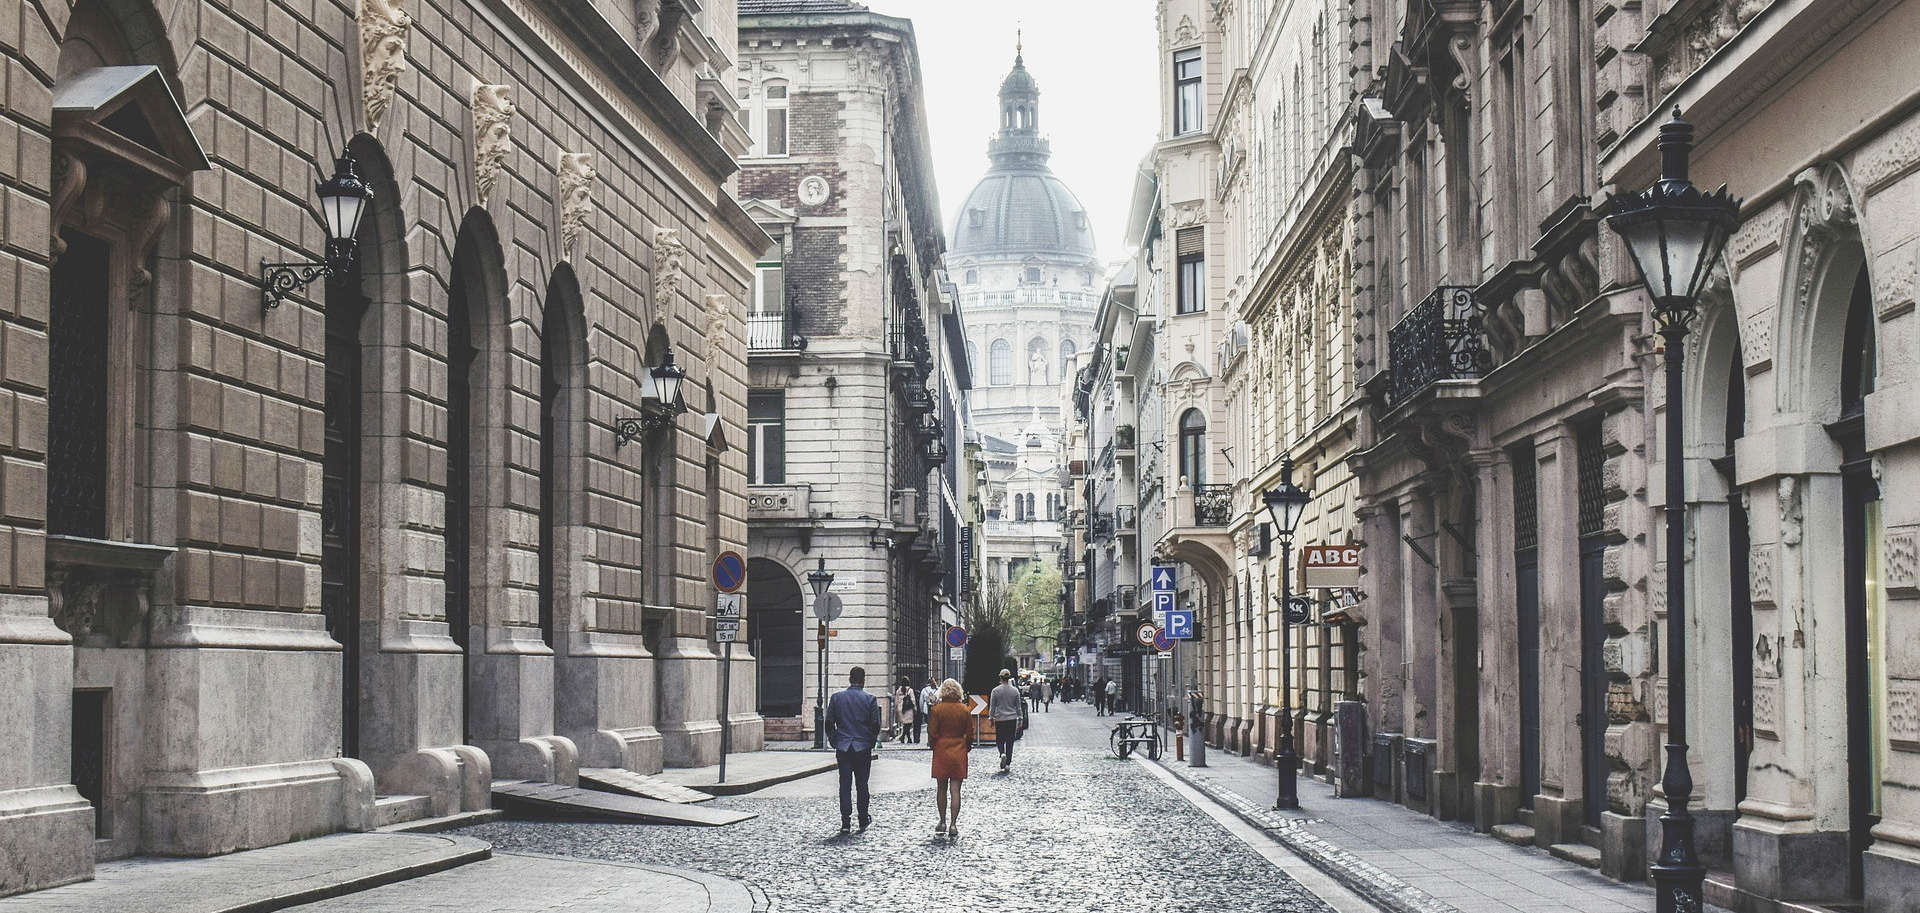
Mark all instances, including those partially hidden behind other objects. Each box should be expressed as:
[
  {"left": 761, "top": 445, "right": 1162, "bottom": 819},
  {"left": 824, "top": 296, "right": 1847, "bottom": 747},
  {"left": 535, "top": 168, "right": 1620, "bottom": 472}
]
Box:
[
  {"left": 995, "top": 720, "right": 1018, "bottom": 767},
  {"left": 1094, "top": 692, "right": 1106, "bottom": 715},
  {"left": 836, "top": 749, "right": 872, "bottom": 824}
]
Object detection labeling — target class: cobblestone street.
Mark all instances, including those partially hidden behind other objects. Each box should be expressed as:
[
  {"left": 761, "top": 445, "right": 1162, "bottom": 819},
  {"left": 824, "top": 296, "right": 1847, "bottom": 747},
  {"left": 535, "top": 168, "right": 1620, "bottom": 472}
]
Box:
[{"left": 440, "top": 704, "right": 1342, "bottom": 913}]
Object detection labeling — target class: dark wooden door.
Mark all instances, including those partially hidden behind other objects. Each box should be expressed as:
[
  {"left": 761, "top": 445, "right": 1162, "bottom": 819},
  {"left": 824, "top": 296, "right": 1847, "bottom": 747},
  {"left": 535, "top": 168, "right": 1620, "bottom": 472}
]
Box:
[
  {"left": 322, "top": 274, "right": 367, "bottom": 758},
  {"left": 751, "top": 560, "right": 804, "bottom": 717},
  {"left": 1579, "top": 538, "right": 1607, "bottom": 830},
  {"left": 1517, "top": 548, "right": 1541, "bottom": 807}
]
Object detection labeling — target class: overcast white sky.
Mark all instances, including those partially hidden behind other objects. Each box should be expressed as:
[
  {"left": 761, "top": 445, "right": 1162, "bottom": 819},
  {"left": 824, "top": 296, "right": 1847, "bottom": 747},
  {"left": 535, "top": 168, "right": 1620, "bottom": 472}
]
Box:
[{"left": 873, "top": 0, "right": 1160, "bottom": 264}]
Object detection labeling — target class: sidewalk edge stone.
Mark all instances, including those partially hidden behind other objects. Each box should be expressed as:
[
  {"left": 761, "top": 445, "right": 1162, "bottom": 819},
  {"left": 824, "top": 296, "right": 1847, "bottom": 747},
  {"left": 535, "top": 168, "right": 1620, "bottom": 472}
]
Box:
[
  {"left": 1154, "top": 760, "right": 1462, "bottom": 913},
  {"left": 226, "top": 835, "right": 493, "bottom": 913},
  {"left": 492, "top": 850, "right": 758, "bottom": 913}
]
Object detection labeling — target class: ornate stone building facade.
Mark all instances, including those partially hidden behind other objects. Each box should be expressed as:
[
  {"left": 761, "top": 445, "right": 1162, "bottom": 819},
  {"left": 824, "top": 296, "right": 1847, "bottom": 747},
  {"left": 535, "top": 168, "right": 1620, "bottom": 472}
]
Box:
[
  {"left": 3, "top": 0, "right": 761, "bottom": 895},
  {"left": 734, "top": 0, "right": 960, "bottom": 740}
]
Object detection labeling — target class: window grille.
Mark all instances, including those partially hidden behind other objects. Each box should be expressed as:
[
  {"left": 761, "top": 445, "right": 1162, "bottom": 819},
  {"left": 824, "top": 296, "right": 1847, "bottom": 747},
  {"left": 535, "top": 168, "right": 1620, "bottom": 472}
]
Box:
[
  {"left": 1512, "top": 446, "right": 1538, "bottom": 552},
  {"left": 1575, "top": 422, "right": 1606, "bottom": 539}
]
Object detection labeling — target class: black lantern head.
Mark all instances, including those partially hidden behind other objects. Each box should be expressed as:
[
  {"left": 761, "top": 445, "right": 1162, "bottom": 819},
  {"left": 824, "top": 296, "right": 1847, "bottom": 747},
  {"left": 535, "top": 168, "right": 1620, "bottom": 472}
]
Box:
[
  {"left": 1262, "top": 458, "right": 1311, "bottom": 540},
  {"left": 317, "top": 155, "right": 372, "bottom": 267},
  {"left": 925, "top": 436, "right": 949, "bottom": 464},
  {"left": 806, "top": 556, "right": 833, "bottom": 599},
  {"left": 650, "top": 349, "right": 687, "bottom": 413},
  {"left": 1602, "top": 109, "right": 1742, "bottom": 333}
]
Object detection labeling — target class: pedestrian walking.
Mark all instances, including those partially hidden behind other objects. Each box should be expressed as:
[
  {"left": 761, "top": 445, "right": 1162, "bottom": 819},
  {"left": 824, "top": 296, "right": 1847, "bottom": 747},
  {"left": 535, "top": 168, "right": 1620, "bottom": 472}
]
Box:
[
  {"left": 920, "top": 678, "right": 939, "bottom": 730},
  {"left": 824, "top": 666, "right": 882, "bottom": 833},
  {"left": 1027, "top": 677, "right": 1042, "bottom": 713},
  {"left": 1093, "top": 676, "right": 1108, "bottom": 716},
  {"left": 989, "top": 669, "right": 1027, "bottom": 771},
  {"left": 927, "top": 678, "right": 974, "bottom": 837},
  {"left": 1040, "top": 677, "right": 1052, "bottom": 712},
  {"left": 894, "top": 675, "right": 920, "bottom": 744},
  {"left": 1105, "top": 677, "right": 1122, "bottom": 715}
]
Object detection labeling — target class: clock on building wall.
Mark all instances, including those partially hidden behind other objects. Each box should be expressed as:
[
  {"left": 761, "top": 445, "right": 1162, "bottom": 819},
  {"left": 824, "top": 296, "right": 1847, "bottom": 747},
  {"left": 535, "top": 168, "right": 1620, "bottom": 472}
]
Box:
[{"left": 799, "top": 176, "right": 831, "bottom": 206}]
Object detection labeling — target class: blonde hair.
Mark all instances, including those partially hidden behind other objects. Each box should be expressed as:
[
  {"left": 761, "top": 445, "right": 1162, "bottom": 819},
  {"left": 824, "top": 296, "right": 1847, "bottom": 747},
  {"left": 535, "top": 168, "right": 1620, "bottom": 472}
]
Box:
[{"left": 938, "top": 679, "right": 965, "bottom": 703}]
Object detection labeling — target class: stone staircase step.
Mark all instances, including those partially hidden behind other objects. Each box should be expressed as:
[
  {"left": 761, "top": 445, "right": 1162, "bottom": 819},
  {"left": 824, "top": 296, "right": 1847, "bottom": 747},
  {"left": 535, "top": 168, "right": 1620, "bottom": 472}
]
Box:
[
  {"left": 1491, "top": 823, "right": 1536, "bottom": 847},
  {"left": 371, "top": 794, "right": 432, "bottom": 829},
  {"left": 375, "top": 808, "right": 504, "bottom": 834},
  {"left": 1549, "top": 842, "right": 1603, "bottom": 869}
]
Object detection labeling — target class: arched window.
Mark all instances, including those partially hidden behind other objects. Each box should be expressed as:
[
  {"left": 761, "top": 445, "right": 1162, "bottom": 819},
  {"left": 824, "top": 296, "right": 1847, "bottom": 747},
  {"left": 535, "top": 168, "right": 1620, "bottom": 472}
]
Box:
[
  {"left": 1059, "top": 339, "right": 1077, "bottom": 374},
  {"left": 966, "top": 340, "right": 979, "bottom": 371},
  {"left": 1028, "top": 337, "right": 1050, "bottom": 385},
  {"left": 989, "top": 339, "right": 1013, "bottom": 385},
  {"left": 1179, "top": 408, "right": 1207, "bottom": 487}
]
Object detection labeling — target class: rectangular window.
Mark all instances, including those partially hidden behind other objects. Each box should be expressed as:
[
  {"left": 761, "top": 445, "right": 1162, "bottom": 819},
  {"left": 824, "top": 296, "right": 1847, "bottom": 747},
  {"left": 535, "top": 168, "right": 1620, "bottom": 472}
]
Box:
[
  {"left": 1176, "top": 227, "right": 1205, "bottom": 314},
  {"left": 1174, "top": 48, "right": 1204, "bottom": 135},
  {"left": 753, "top": 241, "right": 785, "bottom": 313},
  {"left": 747, "top": 391, "right": 786, "bottom": 485},
  {"left": 765, "top": 84, "right": 789, "bottom": 156}
]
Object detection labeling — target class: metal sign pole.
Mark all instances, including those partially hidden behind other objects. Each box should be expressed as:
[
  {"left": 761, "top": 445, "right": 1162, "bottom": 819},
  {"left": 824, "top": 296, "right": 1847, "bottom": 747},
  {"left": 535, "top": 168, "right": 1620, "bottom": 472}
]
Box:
[{"left": 719, "top": 640, "right": 732, "bottom": 784}]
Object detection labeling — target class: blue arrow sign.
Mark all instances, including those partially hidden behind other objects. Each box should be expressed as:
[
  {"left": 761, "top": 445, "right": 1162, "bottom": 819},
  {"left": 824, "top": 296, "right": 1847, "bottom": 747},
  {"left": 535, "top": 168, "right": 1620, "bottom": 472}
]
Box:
[
  {"left": 1165, "top": 609, "right": 1194, "bottom": 640},
  {"left": 1151, "top": 564, "right": 1177, "bottom": 591}
]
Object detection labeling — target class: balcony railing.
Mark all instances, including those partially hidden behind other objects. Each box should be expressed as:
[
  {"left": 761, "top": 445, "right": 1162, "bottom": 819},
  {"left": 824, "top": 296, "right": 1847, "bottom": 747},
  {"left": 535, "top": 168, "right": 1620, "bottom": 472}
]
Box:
[
  {"left": 1114, "top": 424, "right": 1136, "bottom": 450},
  {"left": 1090, "top": 513, "right": 1115, "bottom": 542},
  {"left": 1194, "top": 484, "right": 1234, "bottom": 527},
  {"left": 1115, "top": 504, "right": 1137, "bottom": 534},
  {"left": 1386, "top": 285, "right": 1490, "bottom": 406},
  {"left": 748, "top": 311, "right": 802, "bottom": 351}
]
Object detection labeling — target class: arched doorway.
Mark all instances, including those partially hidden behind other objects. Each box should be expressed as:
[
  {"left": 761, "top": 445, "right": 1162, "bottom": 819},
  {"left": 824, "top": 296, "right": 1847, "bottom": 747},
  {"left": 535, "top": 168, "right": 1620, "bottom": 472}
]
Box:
[
  {"left": 751, "top": 558, "right": 804, "bottom": 718},
  {"left": 445, "top": 211, "right": 508, "bottom": 743}
]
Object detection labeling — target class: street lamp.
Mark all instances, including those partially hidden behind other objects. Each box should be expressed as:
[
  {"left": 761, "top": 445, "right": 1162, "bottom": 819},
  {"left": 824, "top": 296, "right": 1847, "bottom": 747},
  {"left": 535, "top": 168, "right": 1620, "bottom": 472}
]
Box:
[
  {"left": 1602, "top": 107, "right": 1740, "bottom": 913},
  {"left": 1262, "top": 457, "right": 1311, "bottom": 810},
  {"left": 261, "top": 155, "right": 372, "bottom": 310},
  {"left": 614, "top": 349, "right": 690, "bottom": 446},
  {"left": 807, "top": 557, "right": 835, "bottom": 749}
]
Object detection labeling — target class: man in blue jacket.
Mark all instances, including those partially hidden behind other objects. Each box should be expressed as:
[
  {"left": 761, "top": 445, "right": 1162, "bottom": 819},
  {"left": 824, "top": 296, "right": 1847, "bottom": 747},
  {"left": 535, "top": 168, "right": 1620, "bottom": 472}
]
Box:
[{"left": 825, "top": 666, "right": 883, "bottom": 833}]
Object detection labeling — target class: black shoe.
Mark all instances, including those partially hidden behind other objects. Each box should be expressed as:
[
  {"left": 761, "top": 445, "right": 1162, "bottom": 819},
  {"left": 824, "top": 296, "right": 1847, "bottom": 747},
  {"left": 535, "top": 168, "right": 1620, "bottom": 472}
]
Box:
[
  {"left": 840, "top": 820, "right": 851, "bottom": 834},
  {"left": 858, "top": 816, "right": 872, "bottom": 831}
]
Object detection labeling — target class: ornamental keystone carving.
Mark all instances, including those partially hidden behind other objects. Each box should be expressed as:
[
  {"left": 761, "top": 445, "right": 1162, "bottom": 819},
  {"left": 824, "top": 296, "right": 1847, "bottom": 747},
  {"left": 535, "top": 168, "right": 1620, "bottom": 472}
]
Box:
[
  {"left": 359, "top": 0, "right": 412, "bottom": 134},
  {"left": 471, "top": 84, "right": 516, "bottom": 208},
  {"left": 1749, "top": 545, "right": 1774, "bottom": 606},
  {"left": 556, "top": 152, "right": 594, "bottom": 262},
  {"left": 1171, "top": 15, "right": 1200, "bottom": 46},
  {"left": 653, "top": 227, "right": 687, "bottom": 313}
]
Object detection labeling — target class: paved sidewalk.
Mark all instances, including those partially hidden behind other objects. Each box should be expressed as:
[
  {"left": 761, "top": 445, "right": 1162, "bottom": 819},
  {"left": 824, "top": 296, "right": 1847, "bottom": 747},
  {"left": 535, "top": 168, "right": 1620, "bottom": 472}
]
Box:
[
  {"left": 281, "top": 852, "right": 757, "bottom": 913},
  {"left": 0, "top": 832, "right": 489, "bottom": 913},
  {"left": 1159, "top": 744, "right": 1729, "bottom": 913},
  {"left": 656, "top": 750, "right": 838, "bottom": 795}
]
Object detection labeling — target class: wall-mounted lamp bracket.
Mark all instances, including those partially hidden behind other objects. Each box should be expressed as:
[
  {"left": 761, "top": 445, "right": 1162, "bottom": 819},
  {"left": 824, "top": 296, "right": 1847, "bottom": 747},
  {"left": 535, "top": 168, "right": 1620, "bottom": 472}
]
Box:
[{"left": 261, "top": 259, "right": 333, "bottom": 311}]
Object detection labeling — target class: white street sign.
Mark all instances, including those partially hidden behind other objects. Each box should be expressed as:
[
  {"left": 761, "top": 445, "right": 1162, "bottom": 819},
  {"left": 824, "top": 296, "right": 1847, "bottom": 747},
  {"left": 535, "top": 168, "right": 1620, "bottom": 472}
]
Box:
[
  {"left": 969, "top": 695, "right": 988, "bottom": 716},
  {"left": 715, "top": 620, "right": 741, "bottom": 643},
  {"left": 949, "top": 647, "right": 965, "bottom": 661},
  {"left": 716, "top": 593, "right": 742, "bottom": 618}
]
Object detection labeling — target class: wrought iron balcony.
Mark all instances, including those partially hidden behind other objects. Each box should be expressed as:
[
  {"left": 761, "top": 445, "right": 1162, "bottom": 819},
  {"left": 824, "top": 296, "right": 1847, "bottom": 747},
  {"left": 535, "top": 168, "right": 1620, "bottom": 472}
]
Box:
[
  {"left": 1091, "top": 513, "right": 1115, "bottom": 542},
  {"left": 1114, "top": 584, "right": 1138, "bottom": 615},
  {"left": 1194, "top": 483, "right": 1234, "bottom": 527},
  {"left": 1386, "top": 285, "right": 1491, "bottom": 406},
  {"left": 1115, "top": 504, "right": 1137, "bottom": 534},
  {"left": 1114, "top": 424, "right": 1136, "bottom": 450}
]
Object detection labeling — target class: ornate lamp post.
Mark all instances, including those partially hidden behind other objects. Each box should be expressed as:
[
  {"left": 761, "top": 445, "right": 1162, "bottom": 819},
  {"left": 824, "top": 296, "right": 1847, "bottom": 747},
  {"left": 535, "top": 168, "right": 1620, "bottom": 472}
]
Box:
[
  {"left": 807, "top": 557, "right": 835, "bottom": 749},
  {"left": 1262, "top": 457, "right": 1311, "bottom": 810},
  {"left": 261, "top": 156, "right": 372, "bottom": 310},
  {"left": 1602, "top": 108, "right": 1740, "bottom": 913}
]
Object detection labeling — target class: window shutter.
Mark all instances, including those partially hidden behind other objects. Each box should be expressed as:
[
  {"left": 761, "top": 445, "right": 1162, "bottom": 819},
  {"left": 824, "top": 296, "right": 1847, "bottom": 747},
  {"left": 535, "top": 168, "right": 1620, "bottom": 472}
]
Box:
[{"left": 1177, "top": 227, "right": 1204, "bottom": 258}]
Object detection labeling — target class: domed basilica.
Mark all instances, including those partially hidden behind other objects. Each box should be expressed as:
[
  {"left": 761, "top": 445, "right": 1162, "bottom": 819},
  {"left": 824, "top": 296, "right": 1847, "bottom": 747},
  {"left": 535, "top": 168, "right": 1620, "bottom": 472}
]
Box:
[{"left": 951, "top": 45, "right": 1102, "bottom": 444}]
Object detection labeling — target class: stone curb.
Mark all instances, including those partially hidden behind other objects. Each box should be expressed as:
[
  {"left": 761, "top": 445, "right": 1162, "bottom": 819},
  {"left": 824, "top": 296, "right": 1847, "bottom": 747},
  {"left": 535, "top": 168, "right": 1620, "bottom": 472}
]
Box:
[
  {"left": 1154, "top": 760, "right": 1462, "bottom": 913},
  {"left": 493, "top": 851, "right": 759, "bottom": 913},
  {"left": 212, "top": 834, "right": 493, "bottom": 913},
  {"left": 683, "top": 756, "right": 840, "bottom": 797}
]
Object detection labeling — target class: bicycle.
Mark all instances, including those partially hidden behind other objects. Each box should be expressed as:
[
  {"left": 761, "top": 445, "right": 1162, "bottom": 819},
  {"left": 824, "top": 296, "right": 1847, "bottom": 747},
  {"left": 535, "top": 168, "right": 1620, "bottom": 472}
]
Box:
[{"left": 1109, "top": 715, "right": 1161, "bottom": 760}]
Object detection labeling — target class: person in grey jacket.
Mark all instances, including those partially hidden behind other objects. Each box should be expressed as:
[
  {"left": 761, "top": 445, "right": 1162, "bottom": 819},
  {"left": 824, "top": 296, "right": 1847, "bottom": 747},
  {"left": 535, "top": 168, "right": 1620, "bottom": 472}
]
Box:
[
  {"left": 989, "top": 669, "right": 1027, "bottom": 772},
  {"left": 825, "top": 666, "right": 883, "bottom": 832}
]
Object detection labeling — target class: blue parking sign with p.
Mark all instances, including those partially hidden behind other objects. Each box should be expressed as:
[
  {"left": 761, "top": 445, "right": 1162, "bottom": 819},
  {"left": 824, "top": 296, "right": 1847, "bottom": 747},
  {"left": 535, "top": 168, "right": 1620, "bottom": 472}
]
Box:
[
  {"left": 1152, "top": 591, "right": 1176, "bottom": 615},
  {"left": 1165, "top": 609, "right": 1194, "bottom": 640}
]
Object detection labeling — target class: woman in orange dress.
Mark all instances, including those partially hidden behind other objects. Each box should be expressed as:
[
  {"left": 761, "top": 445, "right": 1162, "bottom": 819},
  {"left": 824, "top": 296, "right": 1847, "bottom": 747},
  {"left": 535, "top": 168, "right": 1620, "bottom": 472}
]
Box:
[{"left": 927, "top": 678, "right": 974, "bottom": 837}]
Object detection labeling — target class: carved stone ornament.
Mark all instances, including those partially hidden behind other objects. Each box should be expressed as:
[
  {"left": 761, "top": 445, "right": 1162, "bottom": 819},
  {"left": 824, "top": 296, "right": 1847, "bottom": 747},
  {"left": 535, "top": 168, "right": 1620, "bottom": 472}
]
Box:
[
  {"left": 557, "top": 152, "right": 594, "bottom": 262},
  {"left": 652, "top": 227, "right": 687, "bottom": 318},
  {"left": 1778, "top": 476, "right": 1803, "bottom": 547},
  {"left": 359, "top": 0, "right": 412, "bottom": 134},
  {"left": 471, "top": 84, "right": 516, "bottom": 208},
  {"left": 1171, "top": 201, "right": 1205, "bottom": 228},
  {"left": 1171, "top": 14, "right": 1200, "bottom": 46},
  {"left": 49, "top": 152, "right": 88, "bottom": 263},
  {"left": 704, "top": 293, "right": 730, "bottom": 364}
]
